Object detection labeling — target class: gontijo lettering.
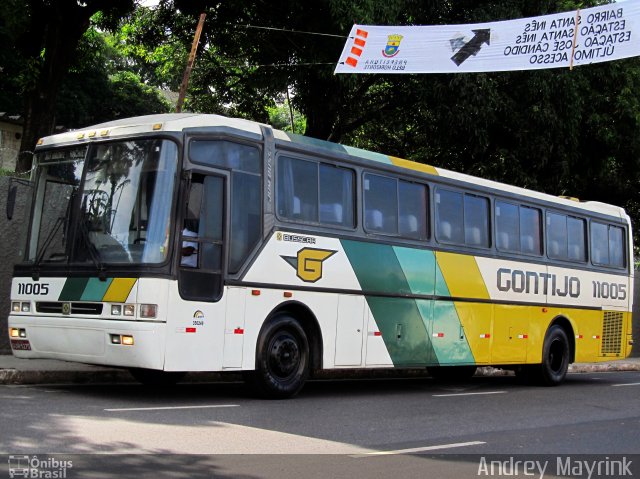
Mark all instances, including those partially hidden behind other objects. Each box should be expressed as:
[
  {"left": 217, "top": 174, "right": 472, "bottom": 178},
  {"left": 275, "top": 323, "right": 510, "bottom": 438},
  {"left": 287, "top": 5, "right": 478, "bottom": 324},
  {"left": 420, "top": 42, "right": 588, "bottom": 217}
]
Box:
[{"left": 497, "top": 268, "right": 580, "bottom": 298}]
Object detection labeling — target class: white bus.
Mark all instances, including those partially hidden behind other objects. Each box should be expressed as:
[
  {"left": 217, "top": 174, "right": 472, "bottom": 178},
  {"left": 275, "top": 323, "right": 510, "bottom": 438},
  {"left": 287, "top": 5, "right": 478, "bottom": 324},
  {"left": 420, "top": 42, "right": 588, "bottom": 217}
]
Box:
[{"left": 8, "top": 114, "right": 634, "bottom": 397}]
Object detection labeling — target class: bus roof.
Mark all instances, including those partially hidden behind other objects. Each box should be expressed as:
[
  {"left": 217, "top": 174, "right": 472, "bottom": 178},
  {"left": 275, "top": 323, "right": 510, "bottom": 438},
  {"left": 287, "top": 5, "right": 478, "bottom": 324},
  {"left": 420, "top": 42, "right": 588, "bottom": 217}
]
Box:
[{"left": 37, "top": 113, "right": 627, "bottom": 221}]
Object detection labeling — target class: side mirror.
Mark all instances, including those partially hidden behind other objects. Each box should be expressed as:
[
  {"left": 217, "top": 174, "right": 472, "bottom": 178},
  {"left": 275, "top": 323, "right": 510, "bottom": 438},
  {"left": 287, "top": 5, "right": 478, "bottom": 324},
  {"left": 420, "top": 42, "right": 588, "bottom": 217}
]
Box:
[
  {"left": 6, "top": 177, "right": 32, "bottom": 220},
  {"left": 6, "top": 185, "right": 17, "bottom": 220}
]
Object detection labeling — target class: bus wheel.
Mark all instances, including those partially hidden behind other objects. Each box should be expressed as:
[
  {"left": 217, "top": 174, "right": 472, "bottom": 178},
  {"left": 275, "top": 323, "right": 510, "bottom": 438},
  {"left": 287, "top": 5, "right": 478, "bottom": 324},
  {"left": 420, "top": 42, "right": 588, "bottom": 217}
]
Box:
[
  {"left": 129, "top": 368, "right": 186, "bottom": 387},
  {"left": 249, "top": 315, "right": 310, "bottom": 399},
  {"left": 538, "top": 325, "right": 570, "bottom": 386},
  {"left": 427, "top": 365, "right": 477, "bottom": 381}
]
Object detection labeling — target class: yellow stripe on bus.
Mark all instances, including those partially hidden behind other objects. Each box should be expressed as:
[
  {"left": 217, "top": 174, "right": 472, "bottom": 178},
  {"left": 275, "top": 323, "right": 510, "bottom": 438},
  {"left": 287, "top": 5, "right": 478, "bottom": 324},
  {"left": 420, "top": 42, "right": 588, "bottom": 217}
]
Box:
[
  {"left": 102, "top": 278, "right": 137, "bottom": 303},
  {"left": 435, "top": 252, "right": 489, "bottom": 300},
  {"left": 390, "top": 157, "right": 439, "bottom": 176}
]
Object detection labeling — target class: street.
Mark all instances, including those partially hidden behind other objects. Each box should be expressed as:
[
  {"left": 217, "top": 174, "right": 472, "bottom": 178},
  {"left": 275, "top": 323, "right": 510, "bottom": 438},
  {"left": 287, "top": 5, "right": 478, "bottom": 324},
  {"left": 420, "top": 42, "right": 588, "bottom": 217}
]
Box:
[{"left": 1, "top": 371, "right": 640, "bottom": 477}]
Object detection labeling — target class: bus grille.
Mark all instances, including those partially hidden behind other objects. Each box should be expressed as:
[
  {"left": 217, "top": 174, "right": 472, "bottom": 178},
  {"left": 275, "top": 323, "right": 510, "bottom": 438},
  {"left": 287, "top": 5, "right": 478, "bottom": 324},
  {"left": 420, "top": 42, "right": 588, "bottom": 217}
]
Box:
[
  {"left": 601, "top": 311, "right": 623, "bottom": 355},
  {"left": 36, "top": 302, "right": 104, "bottom": 316}
]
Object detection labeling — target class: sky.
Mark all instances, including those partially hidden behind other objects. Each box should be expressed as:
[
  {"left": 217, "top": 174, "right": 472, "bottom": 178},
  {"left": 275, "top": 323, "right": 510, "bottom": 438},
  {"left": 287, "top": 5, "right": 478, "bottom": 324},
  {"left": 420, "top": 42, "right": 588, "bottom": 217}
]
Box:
[{"left": 139, "top": 0, "right": 160, "bottom": 7}]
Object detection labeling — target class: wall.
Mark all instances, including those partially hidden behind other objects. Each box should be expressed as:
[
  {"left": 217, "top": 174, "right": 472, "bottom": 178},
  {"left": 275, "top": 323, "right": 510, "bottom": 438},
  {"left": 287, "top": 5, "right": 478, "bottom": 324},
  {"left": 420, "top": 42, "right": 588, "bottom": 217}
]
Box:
[
  {"left": 0, "top": 122, "right": 22, "bottom": 171},
  {"left": 0, "top": 177, "right": 32, "bottom": 353}
]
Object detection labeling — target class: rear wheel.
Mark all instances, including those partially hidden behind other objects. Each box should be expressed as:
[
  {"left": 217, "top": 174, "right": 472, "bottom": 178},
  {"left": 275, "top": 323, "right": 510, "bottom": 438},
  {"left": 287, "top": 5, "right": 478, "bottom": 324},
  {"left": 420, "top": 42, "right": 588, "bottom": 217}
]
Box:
[
  {"left": 246, "top": 315, "right": 310, "bottom": 399},
  {"left": 539, "top": 325, "right": 570, "bottom": 385},
  {"left": 517, "top": 325, "right": 570, "bottom": 386}
]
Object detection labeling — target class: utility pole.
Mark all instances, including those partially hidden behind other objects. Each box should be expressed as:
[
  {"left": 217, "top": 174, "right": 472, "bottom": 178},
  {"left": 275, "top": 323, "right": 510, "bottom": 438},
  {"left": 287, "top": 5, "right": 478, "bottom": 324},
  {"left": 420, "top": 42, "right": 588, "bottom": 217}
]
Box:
[{"left": 176, "top": 13, "right": 206, "bottom": 113}]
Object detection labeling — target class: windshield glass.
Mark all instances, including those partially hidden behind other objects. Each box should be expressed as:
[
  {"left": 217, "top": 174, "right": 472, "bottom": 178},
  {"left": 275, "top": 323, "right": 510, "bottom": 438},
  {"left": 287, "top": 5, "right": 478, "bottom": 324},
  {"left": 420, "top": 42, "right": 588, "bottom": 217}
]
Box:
[
  {"left": 28, "top": 146, "right": 87, "bottom": 263},
  {"left": 29, "top": 139, "right": 178, "bottom": 266}
]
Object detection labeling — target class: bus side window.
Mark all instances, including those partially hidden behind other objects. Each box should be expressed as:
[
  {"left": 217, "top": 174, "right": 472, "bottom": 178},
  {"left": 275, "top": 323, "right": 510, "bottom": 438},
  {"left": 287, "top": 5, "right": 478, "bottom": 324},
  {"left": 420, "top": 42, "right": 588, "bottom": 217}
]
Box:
[
  {"left": 319, "top": 164, "right": 354, "bottom": 227},
  {"left": 229, "top": 170, "right": 261, "bottom": 273},
  {"left": 464, "top": 194, "right": 489, "bottom": 248},
  {"left": 520, "top": 206, "right": 542, "bottom": 255},
  {"left": 399, "top": 180, "right": 428, "bottom": 239},
  {"left": 436, "top": 189, "right": 464, "bottom": 244},
  {"left": 591, "top": 222, "right": 608, "bottom": 265},
  {"left": 181, "top": 182, "right": 202, "bottom": 268},
  {"left": 277, "top": 156, "right": 318, "bottom": 222},
  {"left": 496, "top": 201, "right": 519, "bottom": 252},
  {"left": 364, "top": 173, "right": 398, "bottom": 234},
  {"left": 567, "top": 216, "right": 586, "bottom": 262},
  {"left": 609, "top": 225, "right": 625, "bottom": 268},
  {"left": 547, "top": 212, "right": 568, "bottom": 260}
]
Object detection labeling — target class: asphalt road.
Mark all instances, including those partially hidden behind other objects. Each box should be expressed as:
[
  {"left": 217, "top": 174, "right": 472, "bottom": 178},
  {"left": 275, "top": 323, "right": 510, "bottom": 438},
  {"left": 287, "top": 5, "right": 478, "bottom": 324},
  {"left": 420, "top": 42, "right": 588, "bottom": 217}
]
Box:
[{"left": 1, "top": 371, "right": 640, "bottom": 478}]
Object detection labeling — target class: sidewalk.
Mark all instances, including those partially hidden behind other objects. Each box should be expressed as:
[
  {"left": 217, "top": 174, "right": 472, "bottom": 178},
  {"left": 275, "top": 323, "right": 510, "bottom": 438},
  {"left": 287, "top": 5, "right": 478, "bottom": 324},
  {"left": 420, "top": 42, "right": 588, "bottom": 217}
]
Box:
[
  {"left": 0, "top": 355, "right": 134, "bottom": 385},
  {"left": 0, "top": 354, "right": 638, "bottom": 385}
]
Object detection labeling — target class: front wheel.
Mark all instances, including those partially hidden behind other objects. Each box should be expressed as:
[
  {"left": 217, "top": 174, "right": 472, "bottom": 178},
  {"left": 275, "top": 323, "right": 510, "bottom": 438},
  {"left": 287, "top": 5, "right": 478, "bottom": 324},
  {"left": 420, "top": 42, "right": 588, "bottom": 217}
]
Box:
[{"left": 246, "top": 315, "right": 310, "bottom": 399}]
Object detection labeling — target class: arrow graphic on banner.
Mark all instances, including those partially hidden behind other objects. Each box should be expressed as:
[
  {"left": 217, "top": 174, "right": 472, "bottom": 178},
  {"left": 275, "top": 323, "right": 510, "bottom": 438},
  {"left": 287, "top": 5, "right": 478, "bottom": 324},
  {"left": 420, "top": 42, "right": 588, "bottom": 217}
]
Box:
[{"left": 451, "top": 29, "right": 491, "bottom": 66}]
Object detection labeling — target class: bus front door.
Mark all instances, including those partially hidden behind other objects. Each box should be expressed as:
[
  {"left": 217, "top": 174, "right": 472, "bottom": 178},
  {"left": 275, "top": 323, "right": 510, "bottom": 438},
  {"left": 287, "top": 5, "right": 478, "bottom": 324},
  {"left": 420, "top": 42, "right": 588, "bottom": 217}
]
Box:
[{"left": 165, "top": 173, "right": 229, "bottom": 371}]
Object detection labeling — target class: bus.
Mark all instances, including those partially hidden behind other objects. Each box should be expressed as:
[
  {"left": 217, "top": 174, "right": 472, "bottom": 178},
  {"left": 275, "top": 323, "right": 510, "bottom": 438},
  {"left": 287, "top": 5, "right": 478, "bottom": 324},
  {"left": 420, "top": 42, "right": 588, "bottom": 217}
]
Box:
[{"left": 7, "top": 113, "right": 634, "bottom": 398}]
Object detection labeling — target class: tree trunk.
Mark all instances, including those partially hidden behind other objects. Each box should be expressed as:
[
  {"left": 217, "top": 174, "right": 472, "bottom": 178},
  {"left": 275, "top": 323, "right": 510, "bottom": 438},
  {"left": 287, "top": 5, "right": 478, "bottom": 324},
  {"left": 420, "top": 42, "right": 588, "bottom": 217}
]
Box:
[
  {"left": 17, "top": 3, "right": 91, "bottom": 173},
  {"left": 16, "top": 0, "right": 134, "bottom": 172}
]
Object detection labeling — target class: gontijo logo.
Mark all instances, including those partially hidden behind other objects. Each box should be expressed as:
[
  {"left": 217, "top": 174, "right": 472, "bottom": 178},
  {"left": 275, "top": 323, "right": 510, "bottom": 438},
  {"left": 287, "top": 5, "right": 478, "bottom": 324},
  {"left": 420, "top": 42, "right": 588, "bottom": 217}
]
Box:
[{"left": 282, "top": 248, "right": 337, "bottom": 283}]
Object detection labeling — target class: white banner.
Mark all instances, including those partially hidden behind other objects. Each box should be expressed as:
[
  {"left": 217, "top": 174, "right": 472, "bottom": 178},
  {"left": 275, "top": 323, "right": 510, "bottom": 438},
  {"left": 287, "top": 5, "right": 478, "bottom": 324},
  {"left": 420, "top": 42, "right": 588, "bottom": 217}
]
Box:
[{"left": 335, "top": 2, "right": 640, "bottom": 74}]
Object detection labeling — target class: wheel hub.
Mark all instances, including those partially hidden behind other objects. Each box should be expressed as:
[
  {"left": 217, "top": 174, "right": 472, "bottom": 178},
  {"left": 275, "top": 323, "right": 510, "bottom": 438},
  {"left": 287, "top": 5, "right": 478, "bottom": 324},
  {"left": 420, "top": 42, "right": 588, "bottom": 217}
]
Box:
[{"left": 268, "top": 333, "right": 300, "bottom": 379}]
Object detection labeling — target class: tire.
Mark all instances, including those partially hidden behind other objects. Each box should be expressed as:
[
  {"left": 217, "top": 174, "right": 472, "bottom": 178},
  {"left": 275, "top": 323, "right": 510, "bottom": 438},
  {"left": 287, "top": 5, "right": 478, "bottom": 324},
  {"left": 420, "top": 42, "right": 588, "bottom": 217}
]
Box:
[
  {"left": 427, "top": 365, "right": 477, "bottom": 381},
  {"left": 129, "top": 368, "right": 186, "bottom": 387},
  {"left": 538, "top": 325, "right": 570, "bottom": 386},
  {"left": 247, "top": 315, "right": 310, "bottom": 399},
  {"left": 519, "top": 325, "right": 570, "bottom": 386}
]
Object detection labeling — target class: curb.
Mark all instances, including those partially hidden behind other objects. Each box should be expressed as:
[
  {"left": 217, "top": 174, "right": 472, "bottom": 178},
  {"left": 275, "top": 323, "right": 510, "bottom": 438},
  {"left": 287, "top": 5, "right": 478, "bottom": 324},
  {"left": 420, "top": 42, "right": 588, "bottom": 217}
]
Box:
[
  {"left": 569, "top": 362, "right": 640, "bottom": 373},
  {"left": 0, "top": 369, "right": 134, "bottom": 385}
]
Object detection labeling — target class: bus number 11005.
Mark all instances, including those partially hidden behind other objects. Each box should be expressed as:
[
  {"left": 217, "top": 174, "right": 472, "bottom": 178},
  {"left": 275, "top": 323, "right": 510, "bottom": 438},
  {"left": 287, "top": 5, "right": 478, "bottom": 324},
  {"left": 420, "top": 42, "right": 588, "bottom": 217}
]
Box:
[{"left": 592, "top": 281, "right": 626, "bottom": 300}]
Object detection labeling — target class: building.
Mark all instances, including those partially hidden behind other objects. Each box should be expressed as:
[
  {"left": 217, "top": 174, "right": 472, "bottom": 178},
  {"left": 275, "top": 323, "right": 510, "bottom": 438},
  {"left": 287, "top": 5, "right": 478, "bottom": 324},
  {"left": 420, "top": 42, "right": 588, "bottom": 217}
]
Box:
[{"left": 0, "top": 113, "right": 22, "bottom": 171}]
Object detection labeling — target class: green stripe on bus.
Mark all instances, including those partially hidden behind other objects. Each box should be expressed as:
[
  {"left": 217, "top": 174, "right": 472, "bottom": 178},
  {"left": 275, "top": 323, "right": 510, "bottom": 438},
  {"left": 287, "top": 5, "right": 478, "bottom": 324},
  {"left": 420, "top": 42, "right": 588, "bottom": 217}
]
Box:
[
  {"left": 341, "top": 240, "right": 410, "bottom": 294},
  {"left": 432, "top": 300, "right": 476, "bottom": 364},
  {"left": 58, "top": 277, "right": 90, "bottom": 301},
  {"left": 342, "top": 240, "right": 437, "bottom": 366},
  {"left": 343, "top": 239, "right": 475, "bottom": 366},
  {"left": 343, "top": 145, "right": 393, "bottom": 165},
  {"left": 283, "top": 132, "right": 350, "bottom": 155},
  {"left": 392, "top": 246, "right": 436, "bottom": 295},
  {"left": 80, "top": 277, "right": 113, "bottom": 301},
  {"left": 367, "top": 296, "right": 438, "bottom": 366},
  {"left": 393, "top": 246, "right": 475, "bottom": 364},
  {"left": 282, "top": 132, "right": 395, "bottom": 166}
]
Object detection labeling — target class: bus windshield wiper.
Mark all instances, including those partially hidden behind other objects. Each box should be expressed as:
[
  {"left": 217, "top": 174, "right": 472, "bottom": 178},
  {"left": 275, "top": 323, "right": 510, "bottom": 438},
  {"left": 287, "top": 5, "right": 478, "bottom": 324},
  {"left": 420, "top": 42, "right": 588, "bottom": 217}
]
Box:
[
  {"left": 32, "top": 187, "right": 77, "bottom": 278},
  {"left": 32, "top": 215, "right": 66, "bottom": 280},
  {"left": 77, "top": 218, "right": 107, "bottom": 281}
]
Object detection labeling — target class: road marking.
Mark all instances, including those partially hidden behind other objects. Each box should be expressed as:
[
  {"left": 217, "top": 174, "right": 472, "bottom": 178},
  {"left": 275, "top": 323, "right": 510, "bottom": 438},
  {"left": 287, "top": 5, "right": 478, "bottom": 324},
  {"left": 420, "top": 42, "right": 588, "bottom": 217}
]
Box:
[
  {"left": 354, "top": 441, "right": 486, "bottom": 457},
  {"left": 432, "top": 391, "right": 506, "bottom": 398},
  {"left": 105, "top": 404, "right": 240, "bottom": 412},
  {"left": 612, "top": 382, "right": 640, "bottom": 387}
]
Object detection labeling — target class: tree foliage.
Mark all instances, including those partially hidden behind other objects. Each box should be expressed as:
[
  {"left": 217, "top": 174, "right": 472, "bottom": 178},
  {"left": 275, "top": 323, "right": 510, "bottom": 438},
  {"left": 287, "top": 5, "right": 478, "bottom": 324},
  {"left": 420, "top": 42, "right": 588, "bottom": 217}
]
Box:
[
  {"left": 111, "top": 0, "right": 640, "bottom": 250},
  {"left": 0, "top": 0, "right": 140, "bottom": 172},
  {"left": 2, "top": 0, "right": 640, "bottom": 250}
]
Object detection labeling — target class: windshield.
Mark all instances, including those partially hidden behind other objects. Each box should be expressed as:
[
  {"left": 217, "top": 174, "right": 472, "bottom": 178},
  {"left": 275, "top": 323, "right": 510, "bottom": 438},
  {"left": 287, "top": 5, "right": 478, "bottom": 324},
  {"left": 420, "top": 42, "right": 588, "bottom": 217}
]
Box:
[{"left": 29, "top": 139, "right": 178, "bottom": 266}]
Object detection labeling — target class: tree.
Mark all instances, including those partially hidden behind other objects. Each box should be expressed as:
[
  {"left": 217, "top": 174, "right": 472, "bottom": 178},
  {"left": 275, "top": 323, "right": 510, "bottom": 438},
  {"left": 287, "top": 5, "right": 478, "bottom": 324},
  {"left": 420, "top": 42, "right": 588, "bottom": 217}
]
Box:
[
  {"left": 0, "top": 0, "right": 136, "bottom": 173},
  {"left": 113, "top": 0, "right": 419, "bottom": 137}
]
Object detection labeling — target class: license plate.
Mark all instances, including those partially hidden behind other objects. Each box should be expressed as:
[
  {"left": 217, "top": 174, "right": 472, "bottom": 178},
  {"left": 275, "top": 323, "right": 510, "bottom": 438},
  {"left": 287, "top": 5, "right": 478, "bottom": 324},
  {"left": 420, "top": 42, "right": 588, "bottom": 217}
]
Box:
[{"left": 10, "top": 339, "right": 31, "bottom": 351}]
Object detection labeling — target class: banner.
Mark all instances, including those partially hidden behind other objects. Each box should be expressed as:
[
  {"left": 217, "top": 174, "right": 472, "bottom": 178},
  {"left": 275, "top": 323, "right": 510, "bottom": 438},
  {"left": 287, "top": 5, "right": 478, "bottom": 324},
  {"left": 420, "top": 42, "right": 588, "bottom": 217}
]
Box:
[{"left": 335, "top": 1, "right": 640, "bottom": 74}]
